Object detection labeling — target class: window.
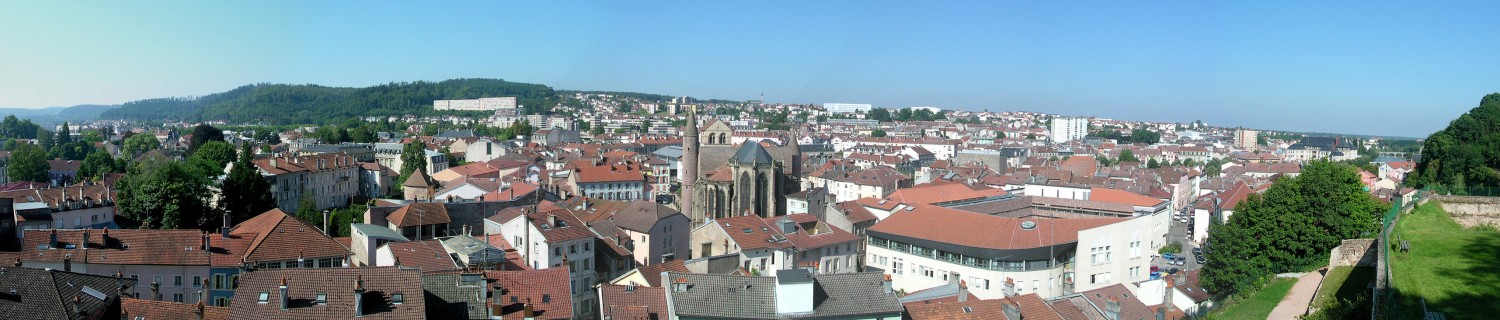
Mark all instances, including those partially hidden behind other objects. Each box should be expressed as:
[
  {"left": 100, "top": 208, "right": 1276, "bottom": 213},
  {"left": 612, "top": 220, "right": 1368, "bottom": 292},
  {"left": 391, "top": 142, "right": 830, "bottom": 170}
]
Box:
[
  {"left": 256, "top": 292, "right": 270, "bottom": 303},
  {"left": 569, "top": 244, "right": 577, "bottom": 254},
  {"left": 174, "top": 275, "right": 183, "bottom": 287},
  {"left": 554, "top": 247, "right": 562, "bottom": 256},
  {"left": 92, "top": 215, "right": 98, "bottom": 223},
  {"left": 155, "top": 275, "right": 163, "bottom": 285},
  {"left": 316, "top": 293, "right": 327, "bottom": 304},
  {"left": 173, "top": 293, "right": 183, "bottom": 303},
  {"left": 584, "top": 242, "right": 591, "bottom": 252},
  {"left": 193, "top": 276, "right": 202, "bottom": 288},
  {"left": 892, "top": 260, "right": 904, "bottom": 275},
  {"left": 214, "top": 275, "right": 224, "bottom": 289},
  {"left": 392, "top": 293, "right": 404, "bottom": 305}
]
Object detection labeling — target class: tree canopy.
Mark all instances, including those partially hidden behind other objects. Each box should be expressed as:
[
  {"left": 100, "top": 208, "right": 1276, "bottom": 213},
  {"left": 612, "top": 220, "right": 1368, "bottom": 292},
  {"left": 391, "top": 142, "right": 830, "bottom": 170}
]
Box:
[
  {"left": 100, "top": 79, "right": 558, "bottom": 124},
  {"left": 115, "top": 157, "right": 214, "bottom": 230},
  {"left": 1201, "top": 161, "right": 1384, "bottom": 298},
  {"left": 219, "top": 144, "right": 275, "bottom": 225},
  {"left": 122, "top": 133, "right": 161, "bottom": 158},
  {"left": 1409, "top": 93, "right": 1500, "bottom": 192},
  {"left": 8, "top": 143, "right": 49, "bottom": 183}
]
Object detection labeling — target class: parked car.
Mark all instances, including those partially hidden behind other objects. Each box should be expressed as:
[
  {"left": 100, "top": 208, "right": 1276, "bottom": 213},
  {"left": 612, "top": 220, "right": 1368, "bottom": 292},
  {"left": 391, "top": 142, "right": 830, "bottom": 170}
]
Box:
[
  {"left": 1175, "top": 257, "right": 1186, "bottom": 266},
  {"left": 1196, "top": 254, "right": 1207, "bottom": 265},
  {"left": 1162, "top": 253, "right": 1177, "bottom": 260},
  {"left": 1192, "top": 247, "right": 1203, "bottom": 256}
]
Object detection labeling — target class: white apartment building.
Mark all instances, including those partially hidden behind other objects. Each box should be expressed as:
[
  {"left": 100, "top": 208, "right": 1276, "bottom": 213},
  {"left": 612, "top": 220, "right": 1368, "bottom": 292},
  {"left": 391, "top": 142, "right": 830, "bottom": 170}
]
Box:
[
  {"left": 485, "top": 206, "right": 599, "bottom": 318},
  {"left": 1050, "top": 117, "right": 1088, "bottom": 143},
  {"left": 864, "top": 197, "right": 1168, "bottom": 300},
  {"left": 823, "top": 103, "right": 873, "bottom": 114},
  {"left": 434, "top": 97, "right": 517, "bottom": 111}
]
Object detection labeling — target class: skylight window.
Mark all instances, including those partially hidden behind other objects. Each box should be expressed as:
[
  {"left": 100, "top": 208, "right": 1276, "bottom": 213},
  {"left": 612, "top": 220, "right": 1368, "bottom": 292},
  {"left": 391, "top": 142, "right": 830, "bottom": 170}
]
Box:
[
  {"left": 256, "top": 292, "right": 269, "bottom": 303},
  {"left": 315, "top": 292, "right": 327, "bottom": 304},
  {"left": 392, "top": 293, "right": 404, "bottom": 304}
]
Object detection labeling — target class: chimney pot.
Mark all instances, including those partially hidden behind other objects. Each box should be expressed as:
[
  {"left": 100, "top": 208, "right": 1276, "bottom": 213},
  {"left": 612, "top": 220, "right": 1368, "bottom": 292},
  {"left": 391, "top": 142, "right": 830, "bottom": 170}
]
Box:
[{"left": 279, "top": 277, "right": 290, "bottom": 310}]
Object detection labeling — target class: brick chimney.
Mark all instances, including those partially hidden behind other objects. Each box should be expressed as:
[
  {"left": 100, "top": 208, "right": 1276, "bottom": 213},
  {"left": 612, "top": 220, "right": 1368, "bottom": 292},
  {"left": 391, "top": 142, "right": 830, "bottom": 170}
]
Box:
[
  {"left": 49, "top": 229, "right": 58, "bottom": 249},
  {"left": 82, "top": 228, "right": 90, "bottom": 249}
]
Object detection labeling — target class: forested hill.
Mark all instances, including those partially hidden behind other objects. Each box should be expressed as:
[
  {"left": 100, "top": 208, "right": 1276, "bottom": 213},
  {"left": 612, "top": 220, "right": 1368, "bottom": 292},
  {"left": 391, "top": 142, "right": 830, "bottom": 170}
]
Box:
[
  {"left": 1409, "top": 93, "right": 1500, "bottom": 192},
  {"left": 99, "top": 78, "right": 557, "bottom": 124}
]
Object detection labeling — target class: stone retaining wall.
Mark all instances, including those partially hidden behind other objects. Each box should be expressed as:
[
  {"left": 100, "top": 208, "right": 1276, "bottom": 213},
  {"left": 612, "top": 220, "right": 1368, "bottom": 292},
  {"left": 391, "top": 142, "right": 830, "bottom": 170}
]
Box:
[
  {"left": 1329, "top": 239, "right": 1377, "bottom": 267},
  {"left": 1432, "top": 195, "right": 1500, "bottom": 228}
]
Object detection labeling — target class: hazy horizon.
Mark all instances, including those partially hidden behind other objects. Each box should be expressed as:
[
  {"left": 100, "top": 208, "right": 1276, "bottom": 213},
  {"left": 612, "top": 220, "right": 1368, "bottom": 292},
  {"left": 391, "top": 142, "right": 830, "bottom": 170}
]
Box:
[{"left": 4, "top": 1, "right": 1499, "bottom": 138}]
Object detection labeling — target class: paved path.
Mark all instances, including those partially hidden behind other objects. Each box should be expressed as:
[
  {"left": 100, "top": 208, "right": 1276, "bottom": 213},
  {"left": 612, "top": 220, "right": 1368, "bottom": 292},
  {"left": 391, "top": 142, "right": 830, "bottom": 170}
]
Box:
[{"left": 1269, "top": 270, "right": 1325, "bottom": 319}]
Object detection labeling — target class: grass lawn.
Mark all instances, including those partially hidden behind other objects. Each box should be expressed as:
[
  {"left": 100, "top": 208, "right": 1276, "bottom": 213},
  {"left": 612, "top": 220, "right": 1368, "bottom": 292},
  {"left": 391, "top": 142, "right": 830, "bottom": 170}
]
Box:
[
  {"left": 1210, "top": 277, "right": 1299, "bottom": 320},
  {"left": 1390, "top": 202, "right": 1500, "bottom": 319},
  {"left": 1312, "top": 266, "right": 1375, "bottom": 318}
]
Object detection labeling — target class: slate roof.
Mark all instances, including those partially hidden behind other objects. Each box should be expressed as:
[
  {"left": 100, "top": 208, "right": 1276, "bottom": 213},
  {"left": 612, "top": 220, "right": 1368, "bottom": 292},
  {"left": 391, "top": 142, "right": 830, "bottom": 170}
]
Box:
[
  {"left": 420, "top": 273, "right": 488, "bottom": 320},
  {"left": 732, "top": 140, "right": 775, "bottom": 165},
  {"left": 120, "top": 297, "right": 231, "bottom": 320},
  {"left": 0, "top": 266, "right": 136, "bottom": 320},
  {"left": 229, "top": 267, "right": 424, "bottom": 319},
  {"left": 664, "top": 271, "right": 903, "bottom": 319}
]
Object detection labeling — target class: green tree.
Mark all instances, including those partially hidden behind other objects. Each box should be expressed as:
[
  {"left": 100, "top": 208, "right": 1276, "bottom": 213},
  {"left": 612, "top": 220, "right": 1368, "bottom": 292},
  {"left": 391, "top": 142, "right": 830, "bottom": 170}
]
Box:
[
  {"left": 122, "top": 133, "right": 161, "bottom": 158},
  {"left": 55, "top": 122, "right": 72, "bottom": 147},
  {"left": 189, "top": 124, "right": 225, "bottom": 152},
  {"left": 1147, "top": 158, "right": 1160, "bottom": 169},
  {"left": 77, "top": 150, "right": 121, "bottom": 182},
  {"left": 350, "top": 126, "right": 378, "bottom": 143},
  {"left": 190, "top": 141, "right": 238, "bottom": 170},
  {"left": 871, "top": 129, "right": 888, "bottom": 138},
  {"left": 398, "top": 141, "right": 429, "bottom": 188},
  {"left": 1118, "top": 149, "right": 1139, "bottom": 163},
  {"left": 867, "top": 108, "right": 892, "bottom": 122},
  {"left": 1201, "top": 161, "right": 1383, "bottom": 298},
  {"left": 115, "top": 159, "right": 212, "bottom": 230},
  {"left": 294, "top": 189, "right": 320, "bottom": 226},
  {"left": 1204, "top": 158, "right": 1224, "bottom": 177},
  {"left": 1411, "top": 93, "right": 1500, "bottom": 192},
  {"left": 8, "top": 143, "right": 49, "bottom": 183},
  {"left": 220, "top": 144, "right": 276, "bottom": 224}
]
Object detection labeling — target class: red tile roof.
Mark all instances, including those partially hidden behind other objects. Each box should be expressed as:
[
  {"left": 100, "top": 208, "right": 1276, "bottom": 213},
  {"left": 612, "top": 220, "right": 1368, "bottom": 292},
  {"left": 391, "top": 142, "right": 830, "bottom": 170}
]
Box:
[
  {"left": 22, "top": 228, "right": 217, "bottom": 266},
  {"left": 122, "top": 297, "right": 231, "bottom": 320},
  {"left": 387, "top": 203, "right": 452, "bottom": 227},
  {"left": 385, "top": 239, "right": 460, "bottom": 273},
  {"left": 868, "top": 204, "right": 1124, "bottom": 250},
  {"left": 574, "top": 163, "right": 646, "bottom": 183},
  {"left": 485, "top": 267, "right": 573, "bottom": 319},
  {"left": 230, "top": 209, "right": 349, "bottom": 263},
  {"left": 229, "top": 267, "right": 424, "bottom": 319},
  {"left": 1089, "top": 188, "right": 1166, "bottom": 207},
  {"left": 883, "top": 181, "right": 1007, "bottom": 205},
  {"left": 600, "top": 284, "right": 668, "bottom": 319}
]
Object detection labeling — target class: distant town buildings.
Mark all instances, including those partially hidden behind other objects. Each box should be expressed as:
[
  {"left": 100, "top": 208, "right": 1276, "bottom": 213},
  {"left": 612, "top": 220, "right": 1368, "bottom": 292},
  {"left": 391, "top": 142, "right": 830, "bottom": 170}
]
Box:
[{"left": 1234, "top": 128, "right": 1259, "bottom": 151}]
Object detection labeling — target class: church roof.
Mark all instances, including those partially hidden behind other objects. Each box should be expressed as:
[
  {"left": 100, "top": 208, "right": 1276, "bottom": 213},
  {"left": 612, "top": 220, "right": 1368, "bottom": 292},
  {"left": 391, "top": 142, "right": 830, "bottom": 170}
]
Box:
[{"left": 732, "top": 140, "right": 774, "bottom": 165}]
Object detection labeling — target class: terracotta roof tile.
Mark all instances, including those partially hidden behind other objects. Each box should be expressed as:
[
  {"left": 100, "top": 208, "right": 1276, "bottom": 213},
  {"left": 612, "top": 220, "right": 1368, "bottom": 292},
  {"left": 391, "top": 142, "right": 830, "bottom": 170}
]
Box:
[
  {"left": 229, "top": 267, "right": 424, "bottom": 319},
  {"left": 230, "top": 209, "right": 349, "bottom": 263},
  {"left": 121, "top": 297, "right": 231, "bottom": 320},
  {"left": 868, "top": 204, "right": 1123, "bottom": 250}
]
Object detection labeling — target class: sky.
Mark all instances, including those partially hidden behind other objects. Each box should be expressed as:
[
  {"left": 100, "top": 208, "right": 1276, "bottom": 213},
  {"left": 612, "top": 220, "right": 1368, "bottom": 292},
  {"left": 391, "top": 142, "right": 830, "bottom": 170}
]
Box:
[{"left": 2, "top": 1, "right": 1498, "bottom": 138}]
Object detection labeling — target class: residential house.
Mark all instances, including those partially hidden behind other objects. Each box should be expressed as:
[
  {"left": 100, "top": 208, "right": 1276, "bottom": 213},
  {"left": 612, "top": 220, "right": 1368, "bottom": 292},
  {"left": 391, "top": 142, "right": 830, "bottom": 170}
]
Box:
[{"left": 228, "top": 267, "right": 424, "bottom": 319}]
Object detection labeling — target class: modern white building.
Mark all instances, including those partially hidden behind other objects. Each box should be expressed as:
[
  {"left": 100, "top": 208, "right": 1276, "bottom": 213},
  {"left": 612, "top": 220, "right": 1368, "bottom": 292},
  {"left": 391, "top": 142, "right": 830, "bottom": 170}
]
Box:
[
  {"left": 434, "top": 97, "right": 517, "bottom": 112},
  {"left": 824, "top": 103, "right": 874, "bottom": 114},
  {"left": 864, "top": 195, "right": 1169, "bottom": 300},
  {"left": 1050, "top": 117, "right": 1088, "bottom": 143}
]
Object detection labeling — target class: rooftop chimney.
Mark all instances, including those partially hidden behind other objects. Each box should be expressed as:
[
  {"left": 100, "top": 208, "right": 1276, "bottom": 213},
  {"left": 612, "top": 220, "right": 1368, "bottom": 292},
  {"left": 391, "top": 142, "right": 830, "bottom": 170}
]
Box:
[
  {"left": 102, "top": 227, "right": 111, "bottom": 247},
  {"left": 882, "top": 274, "right": 893, "bottom": 294},
  {"left": 49, "top": 229, "right": 58, "bottom": 249},
  {"left": 202, "top": 232, "right": 210, "bottom": 252},
  {"left": 151, "top": 281, "right": 161, "bottom": 301},
  {"left": 958, "top": 279, "right": 969, "bottom": 302},
  {"left": 353, "top": 275, "right": 365, "bottom": 317},
  {"left": 278, "top": 277, "right": 289, "bottom": 310},
  {"left": 1104, "top": 298, "right": 1121, "bottom": 320},
  {"left": 82, "top": 228, "right": 90, "bottom": 249},
  {"left": 63, "top": 254, "right": 72, "bottom": 272},
  {"left": 1002, "top": 298, "right": 1022, "bottom": 320},
  {"left": 547, "top": 214, "right": 557, "bottom": 227},
  {"left": 778, "top": 218, "right": 796, "bottom": 234}
]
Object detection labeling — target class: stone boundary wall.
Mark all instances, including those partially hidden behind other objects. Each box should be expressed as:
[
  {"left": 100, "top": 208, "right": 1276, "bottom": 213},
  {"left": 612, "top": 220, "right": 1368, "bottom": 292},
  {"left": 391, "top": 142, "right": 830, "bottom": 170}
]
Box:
[
  {"left": 1432, "top": 195, "right": 1500, "bottom": 228},
  {"left": 1329, "top": 239, "right": 1377, "bottom": 267}
]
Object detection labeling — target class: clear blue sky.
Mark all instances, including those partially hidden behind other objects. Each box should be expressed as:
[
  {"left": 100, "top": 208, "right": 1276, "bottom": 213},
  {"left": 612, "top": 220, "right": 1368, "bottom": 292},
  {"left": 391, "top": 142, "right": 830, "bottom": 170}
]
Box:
[{"left": 3, "top": 1, "right": 1498, "bottom": 137}]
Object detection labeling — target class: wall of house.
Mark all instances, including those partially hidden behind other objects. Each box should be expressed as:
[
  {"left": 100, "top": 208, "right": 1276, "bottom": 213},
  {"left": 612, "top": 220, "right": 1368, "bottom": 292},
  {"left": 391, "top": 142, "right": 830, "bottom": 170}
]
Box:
[
  {"left": 866, "top": 245, "right": 1068, "bottom": 299},
  {"left": 1072, "top": 213, "right": 1167, "bottom": 293}
]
